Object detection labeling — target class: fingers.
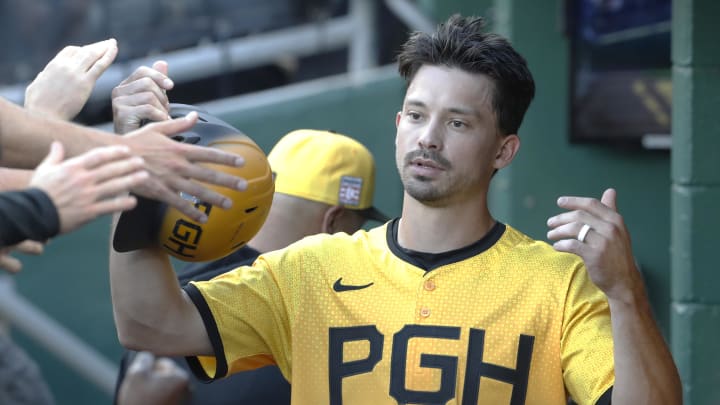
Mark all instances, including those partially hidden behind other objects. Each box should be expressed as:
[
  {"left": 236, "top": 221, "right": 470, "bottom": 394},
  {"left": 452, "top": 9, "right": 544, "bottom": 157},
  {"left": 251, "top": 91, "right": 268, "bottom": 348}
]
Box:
[
  {"left": 92, "top": 156, "right": 148, "bottom": 185},
  {"left": 132, "top": 180, "right": 204, "bottom": 222},
  {"left": 13, "top": 240, "right": 45, "bottom": 256},
  {"left": 546, "top": 220, "right": 586, "bottom": 242},
  {"left": 118, "top": 65, "right": 174, "bottom": 92},
  {"left": 65, "top": 145, "right": 133, "bottom": 170},
  {"left": 180, "top": 142, "right": 246, "bottom": 169},
  {"left": 547, "top": 189, "right": 629, "bottom": 259},
  {"left": 88, "top": 195, "right": 139, "bottom": 217},
  {"left": 127, "top": 351, "right": 154, "bottom": 374},
  {"left": 93, "top": 169, "right": 149, "bottom": 200},
  {"left": 601, "top": 188, "right": 617, "bottom": 210},
  {"left": 113, "top": 76, "right": 171, "bottom": 111},
  {"left": 37, "top": 141, "right": 65, "bottom": 169},
  {"left": 87, "top": 38, "right": 118, "bottom": 79},
  {"left": 0, "top": 253, "right": 22, "bottom": 274},
  {"left": 151, "top": 60, "right": 169, "bottom": 78},
  {"left": 145, "top": 111, "right": 199, "bottom": 137},
  {"left": 120, "top": 112, "right": 249, "bottom": 222},
  {"left": 154, "top": 357, "right": 189, "bottom": 380},
  {"left": 113, "top": 92, "right": 170, "bottom": 123},
  {"left": 166, "top": 175, "right": 232, "bottom": 210}
]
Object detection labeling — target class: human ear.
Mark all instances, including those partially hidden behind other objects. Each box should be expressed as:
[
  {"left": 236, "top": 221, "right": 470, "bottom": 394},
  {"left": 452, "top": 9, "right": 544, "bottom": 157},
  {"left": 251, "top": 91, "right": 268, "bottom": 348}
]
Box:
[
  {"left": 494, "top": 134, "right": 520, "bottom": 170},
  {"left": 321, "top": 205, "right": 345, "bottom": 234}
]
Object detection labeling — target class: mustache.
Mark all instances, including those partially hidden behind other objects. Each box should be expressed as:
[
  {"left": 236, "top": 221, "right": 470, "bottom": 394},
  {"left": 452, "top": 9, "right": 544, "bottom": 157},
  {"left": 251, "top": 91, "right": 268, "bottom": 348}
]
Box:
[{"left": 403, "top": 150, "right": 451, "bottom": 169}]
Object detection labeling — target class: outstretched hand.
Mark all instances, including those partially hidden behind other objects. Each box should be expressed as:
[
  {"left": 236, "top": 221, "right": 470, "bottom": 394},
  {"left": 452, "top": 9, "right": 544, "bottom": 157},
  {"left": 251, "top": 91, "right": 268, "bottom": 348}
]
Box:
[
  {"left": 30, "top": 141, "right": 149, "bottom": 234},
  {"left": 119, "top": 112, "right": 247, "bottom": 223},
  {"left": 25, "top": 38, "right": 118, "bottom": 120},
  {"left": 546, "top": 188, "right": 643, "bottom": 302}
]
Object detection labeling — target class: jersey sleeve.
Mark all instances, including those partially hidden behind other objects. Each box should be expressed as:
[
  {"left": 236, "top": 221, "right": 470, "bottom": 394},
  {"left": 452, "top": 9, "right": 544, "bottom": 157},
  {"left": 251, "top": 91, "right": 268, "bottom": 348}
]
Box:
[
  {"left": 561, "top": 262, "right": 615, "bottom": 405},
  {"left": 183, "top": 255, "right": 292, "bottom": 382}
]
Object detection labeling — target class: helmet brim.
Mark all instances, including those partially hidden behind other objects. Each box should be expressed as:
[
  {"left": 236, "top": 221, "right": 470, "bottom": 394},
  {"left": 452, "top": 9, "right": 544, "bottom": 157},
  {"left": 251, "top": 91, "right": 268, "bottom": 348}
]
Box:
[{"left": 112, "top": 196, "right": 165, "bottom": 252}]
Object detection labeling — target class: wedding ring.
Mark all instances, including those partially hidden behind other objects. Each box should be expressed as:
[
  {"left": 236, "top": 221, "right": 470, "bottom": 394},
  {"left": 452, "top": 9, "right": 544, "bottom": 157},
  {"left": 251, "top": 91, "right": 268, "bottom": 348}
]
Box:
[{"left": 577, "top": 223, "right": 591, "bottom": 243}]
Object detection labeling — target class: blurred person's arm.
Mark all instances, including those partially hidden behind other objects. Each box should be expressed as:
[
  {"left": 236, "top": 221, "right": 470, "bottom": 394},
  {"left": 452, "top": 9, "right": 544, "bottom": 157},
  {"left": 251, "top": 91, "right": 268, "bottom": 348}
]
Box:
[
  {"left": 0, "top": 98, "right": 245, "bottom": 223},
  {"left": 0, "top": 168, "right": 32, "bottom": 190},
  {"left": 117, "top": 351, "right": 190, "bottom": 405},
  {"left": 24, "top": 39, "right": 118, "bottom": 120}
]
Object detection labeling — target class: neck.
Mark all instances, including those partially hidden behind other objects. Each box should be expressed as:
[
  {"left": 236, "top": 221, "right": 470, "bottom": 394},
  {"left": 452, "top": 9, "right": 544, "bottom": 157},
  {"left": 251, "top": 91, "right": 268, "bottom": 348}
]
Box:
[
  {"left": 397, "top": 192, "right": 495, "bottom": 253},
  {"left": 248, "top": 193, "right": 326, "bottom": 253}
]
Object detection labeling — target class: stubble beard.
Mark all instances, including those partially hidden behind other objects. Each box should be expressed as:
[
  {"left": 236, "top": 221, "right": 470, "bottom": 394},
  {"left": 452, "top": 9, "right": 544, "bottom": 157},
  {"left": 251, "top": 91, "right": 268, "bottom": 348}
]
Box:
[{"left": 399, "top": 149, "right": 455, "bottom": 204}]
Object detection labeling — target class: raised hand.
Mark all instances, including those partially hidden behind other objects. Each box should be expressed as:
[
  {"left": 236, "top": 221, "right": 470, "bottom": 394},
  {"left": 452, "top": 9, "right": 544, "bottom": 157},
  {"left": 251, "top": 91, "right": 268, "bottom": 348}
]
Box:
[
  {"left": 0, "top": 240, "right": 44, "bottom": 273},
  {"left": 25, "top": 38, "right": 118, "bottom": 120},
  {"left": 119, "top": 112, "right": 247, "bottom": 223},
  {"left": 30, "top": 142, "right": 149, "bottom": 234},
  {"left": 112, "top": 61, "right": 173, "bottom": 134},
  {"left": 546, "top": 188, "right": 643, "bottom": 301}
]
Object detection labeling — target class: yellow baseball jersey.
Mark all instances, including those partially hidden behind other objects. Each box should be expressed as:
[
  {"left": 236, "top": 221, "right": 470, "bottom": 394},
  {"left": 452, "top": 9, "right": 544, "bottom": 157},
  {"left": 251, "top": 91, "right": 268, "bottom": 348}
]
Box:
[{"left": 185, "top": 221, "right": 614, "bottom": 404}]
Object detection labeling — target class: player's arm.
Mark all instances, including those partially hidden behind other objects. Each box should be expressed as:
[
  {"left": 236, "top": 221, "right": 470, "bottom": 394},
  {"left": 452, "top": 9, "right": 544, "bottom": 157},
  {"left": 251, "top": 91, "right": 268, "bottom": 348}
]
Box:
[
  {"left": 0, "top": 98, "right": 245, "bottom": 223},
  {"left": 547, "top": 188, "right": 682, "bottom": 404},
  {"left": 109, "top": 216, "right": 213, "bottom": 357}
]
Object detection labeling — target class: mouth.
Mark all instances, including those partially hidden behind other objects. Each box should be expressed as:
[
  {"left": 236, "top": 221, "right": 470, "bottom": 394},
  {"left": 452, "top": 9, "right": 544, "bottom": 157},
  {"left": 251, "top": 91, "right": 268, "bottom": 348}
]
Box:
[{"left": 410, "top": 158, "right": 443, "bottom": 170}]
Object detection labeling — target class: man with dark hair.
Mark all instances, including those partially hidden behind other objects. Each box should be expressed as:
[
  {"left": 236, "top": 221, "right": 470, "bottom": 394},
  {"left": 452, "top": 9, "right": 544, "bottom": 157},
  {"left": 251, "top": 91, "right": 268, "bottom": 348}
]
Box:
[{"left": 109, "top": 15, "right": 681, "bottom": 404}]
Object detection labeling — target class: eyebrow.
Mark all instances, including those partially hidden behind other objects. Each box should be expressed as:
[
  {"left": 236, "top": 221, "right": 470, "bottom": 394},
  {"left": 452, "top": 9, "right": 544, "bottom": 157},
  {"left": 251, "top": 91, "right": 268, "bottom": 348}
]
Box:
[{"left": 405, "top": 98, "right": 483, "bottom": 118}]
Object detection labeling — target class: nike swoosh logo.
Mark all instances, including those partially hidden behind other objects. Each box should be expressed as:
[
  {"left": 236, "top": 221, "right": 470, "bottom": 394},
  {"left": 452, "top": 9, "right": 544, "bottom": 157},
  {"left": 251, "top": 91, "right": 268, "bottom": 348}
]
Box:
[{"left": 333, "top": 277, "right": 374, "bottom": 292}]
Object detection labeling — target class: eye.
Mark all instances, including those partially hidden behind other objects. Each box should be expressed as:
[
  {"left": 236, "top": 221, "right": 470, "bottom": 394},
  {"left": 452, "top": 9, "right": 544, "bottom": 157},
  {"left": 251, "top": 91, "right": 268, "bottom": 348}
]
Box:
[
  {"left": 450, "top": 120, "right": 465, "bottom": 128},
  {"left": 407, "top": 111, "right": 421, "bottom": 120}
]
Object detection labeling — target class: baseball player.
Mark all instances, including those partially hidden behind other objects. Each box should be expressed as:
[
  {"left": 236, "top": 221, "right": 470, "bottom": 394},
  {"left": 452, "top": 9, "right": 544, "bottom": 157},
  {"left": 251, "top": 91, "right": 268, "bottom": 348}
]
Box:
[{"left": 109, "top": 15, "right": 681, "bottom": 404}]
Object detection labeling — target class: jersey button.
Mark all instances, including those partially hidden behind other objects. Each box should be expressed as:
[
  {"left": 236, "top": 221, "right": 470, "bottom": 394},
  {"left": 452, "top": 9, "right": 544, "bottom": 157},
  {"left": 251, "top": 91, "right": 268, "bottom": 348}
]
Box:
[
  {"left": 424, "top": 280, "right": 436, "bottom": 291},
  {"left": 420, "top": 307, "right": 431, "bottom": 318}
]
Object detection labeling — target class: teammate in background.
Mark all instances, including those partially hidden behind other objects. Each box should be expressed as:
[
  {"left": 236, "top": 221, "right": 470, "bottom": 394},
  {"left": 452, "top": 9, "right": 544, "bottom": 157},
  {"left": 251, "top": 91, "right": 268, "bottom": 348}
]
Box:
[
  {"left": 111, "top": 68, "right": 387, "bottom": 403},
  {"left": 109, "top": 15, "right": 681, "bottom": 404}
]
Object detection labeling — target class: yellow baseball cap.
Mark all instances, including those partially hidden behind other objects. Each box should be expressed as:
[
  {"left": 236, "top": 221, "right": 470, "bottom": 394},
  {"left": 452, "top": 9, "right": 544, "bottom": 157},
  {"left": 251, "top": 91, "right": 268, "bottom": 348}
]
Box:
[{"left": 268, "top": 129, "right": 389, "bottom": 223}]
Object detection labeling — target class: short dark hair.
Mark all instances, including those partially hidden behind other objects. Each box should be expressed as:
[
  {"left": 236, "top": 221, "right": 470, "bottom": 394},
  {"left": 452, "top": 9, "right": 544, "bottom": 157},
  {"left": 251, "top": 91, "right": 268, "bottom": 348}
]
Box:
[{"left": 397, "top": 15, "right": 535, "bottom": 136}]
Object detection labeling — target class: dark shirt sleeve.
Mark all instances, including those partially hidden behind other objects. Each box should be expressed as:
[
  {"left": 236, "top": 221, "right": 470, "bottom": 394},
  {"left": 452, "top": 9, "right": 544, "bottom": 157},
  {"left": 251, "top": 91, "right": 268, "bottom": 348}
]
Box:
[
  {"left": 595, "top": 386, "right": 612, "bottom": 405},
  {"left": 0, "top": 188, "right": 59, "bottom": 248}
]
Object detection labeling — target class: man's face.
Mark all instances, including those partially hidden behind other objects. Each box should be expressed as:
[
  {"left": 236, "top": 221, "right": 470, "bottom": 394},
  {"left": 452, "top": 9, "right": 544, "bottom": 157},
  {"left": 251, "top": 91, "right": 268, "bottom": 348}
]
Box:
[{"left": 395, "top": 65, "right": 504, "bottom": 206}]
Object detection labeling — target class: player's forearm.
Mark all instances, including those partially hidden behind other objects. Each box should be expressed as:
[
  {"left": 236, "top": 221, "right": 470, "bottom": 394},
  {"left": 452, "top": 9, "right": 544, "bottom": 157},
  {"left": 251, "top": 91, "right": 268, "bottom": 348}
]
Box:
[
  {"left": 609, "top": 290, "right": 682, "bottom": 404},
  {"left": 109, "top": 214, "right": 213, "bottom": 356},
  {"left": 0, "top": 98, "right": 121, "bottom": 168}
]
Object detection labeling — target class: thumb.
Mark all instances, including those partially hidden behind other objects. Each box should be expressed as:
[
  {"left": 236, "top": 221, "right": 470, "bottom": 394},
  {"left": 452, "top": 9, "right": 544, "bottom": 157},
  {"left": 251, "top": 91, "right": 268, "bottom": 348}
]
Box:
[
  {"left": 37, "top": 142, "right": 65, "bottom": 169},
  {"left": 601, "top": 188, "right": 617, "bottom": 211},
  {"left": 127, "top": 351, "right": 155, "bottom": 375},
  {"left": 152, "top": 60, "right": 169, "bottom": 77},
  {"left": 146, "top": 111, "right": 197, "bottom": 137}
]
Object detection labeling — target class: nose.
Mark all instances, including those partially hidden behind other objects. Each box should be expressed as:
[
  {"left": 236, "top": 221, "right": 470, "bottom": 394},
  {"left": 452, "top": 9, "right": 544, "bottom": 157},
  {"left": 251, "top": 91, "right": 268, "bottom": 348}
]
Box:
[{"left": 417, "top": 119, "right": 443, "bottom": 150}]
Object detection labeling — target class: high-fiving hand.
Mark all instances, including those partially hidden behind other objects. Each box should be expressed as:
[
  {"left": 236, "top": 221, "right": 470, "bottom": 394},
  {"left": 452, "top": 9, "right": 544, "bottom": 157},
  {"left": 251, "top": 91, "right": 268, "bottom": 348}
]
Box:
[
  {"left": 25, "top": 38, "right": 118, "bottom": 120},
  {"left": 30, "top": 141, "right": 149, "bottom": 234}
]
